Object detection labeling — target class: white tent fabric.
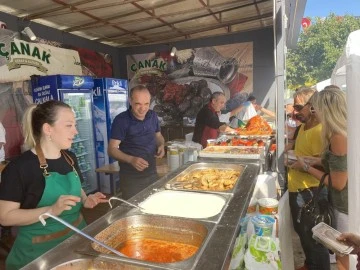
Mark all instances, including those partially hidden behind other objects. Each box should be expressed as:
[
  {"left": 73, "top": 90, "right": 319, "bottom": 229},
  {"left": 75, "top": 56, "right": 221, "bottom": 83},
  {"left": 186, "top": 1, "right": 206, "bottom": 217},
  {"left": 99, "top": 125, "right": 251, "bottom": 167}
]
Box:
[
  {"left": 332, "top": 30, "right": 360, "bottom": 269},
  {"left": 314, "top": 78, "right": 331, "bottom": 91},
  {"left": 331, "top": 53, "right": 347, "bottom": 90}
]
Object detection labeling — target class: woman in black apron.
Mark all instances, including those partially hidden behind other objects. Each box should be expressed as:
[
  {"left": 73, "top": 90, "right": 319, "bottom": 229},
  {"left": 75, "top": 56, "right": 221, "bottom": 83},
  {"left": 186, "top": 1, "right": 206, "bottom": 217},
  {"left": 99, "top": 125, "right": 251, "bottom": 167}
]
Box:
[{"left": 0, "top": 100, "right": 108, "bottom": 269}]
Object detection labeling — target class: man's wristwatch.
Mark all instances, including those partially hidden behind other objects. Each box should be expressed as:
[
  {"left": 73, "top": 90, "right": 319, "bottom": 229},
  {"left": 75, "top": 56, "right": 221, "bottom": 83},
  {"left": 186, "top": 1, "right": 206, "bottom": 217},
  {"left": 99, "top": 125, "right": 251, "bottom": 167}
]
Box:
[{"left": 303, "top": 163, "right": 310, "bottom": 172}]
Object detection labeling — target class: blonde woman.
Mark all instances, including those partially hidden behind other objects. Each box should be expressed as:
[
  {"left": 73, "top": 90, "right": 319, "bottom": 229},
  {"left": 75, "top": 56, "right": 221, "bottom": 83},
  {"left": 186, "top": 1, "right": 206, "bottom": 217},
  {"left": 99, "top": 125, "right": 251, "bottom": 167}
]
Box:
[
  {"left": 0, "top": 100, "right": 108, "bottom": 269},
  {"left": 294, "top": 88, "right": 348, "bottom": 270}
]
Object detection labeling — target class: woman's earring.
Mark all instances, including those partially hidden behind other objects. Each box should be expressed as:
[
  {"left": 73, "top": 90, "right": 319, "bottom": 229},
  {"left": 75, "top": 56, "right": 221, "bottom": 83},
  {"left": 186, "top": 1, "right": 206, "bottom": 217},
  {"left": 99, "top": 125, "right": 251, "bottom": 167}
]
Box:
[{"left": 48, "top": 135, "right": 52, "bottom": 141}]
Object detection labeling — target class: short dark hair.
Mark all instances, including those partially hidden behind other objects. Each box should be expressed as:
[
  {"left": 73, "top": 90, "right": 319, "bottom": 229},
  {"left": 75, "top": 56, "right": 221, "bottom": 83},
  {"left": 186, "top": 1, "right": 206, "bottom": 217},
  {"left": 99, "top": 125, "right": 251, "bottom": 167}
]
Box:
[
  {"left": 210, "top": 91, "right": 225, "bottom": 101},
  {"left": 247, "top": 95, "right": 256, "bottom": 102},
  {"left": 130, "top": 85, "right": 149, "bottom": 99}
]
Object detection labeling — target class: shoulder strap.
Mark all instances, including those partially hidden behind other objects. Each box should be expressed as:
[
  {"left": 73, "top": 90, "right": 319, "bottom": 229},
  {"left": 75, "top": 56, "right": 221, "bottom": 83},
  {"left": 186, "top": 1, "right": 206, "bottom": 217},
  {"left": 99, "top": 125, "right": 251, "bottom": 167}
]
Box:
[
  {"left": 35, "top": 146, "right": 77, "bottom": 176},
  {"left": 61, "top": 150, "right": 79, "bottom": 177},
  {"left": 61, "top": 150, "right": 74, "bottom": 166},
  {"left": 35, "top": 144, "right": 50, "bottom": 176},
  {"left": 327, "top": 173, "right": 333, "bottom": 205},
  {"left": 312, "top": 173, "right": 329, "bottom": 204}
]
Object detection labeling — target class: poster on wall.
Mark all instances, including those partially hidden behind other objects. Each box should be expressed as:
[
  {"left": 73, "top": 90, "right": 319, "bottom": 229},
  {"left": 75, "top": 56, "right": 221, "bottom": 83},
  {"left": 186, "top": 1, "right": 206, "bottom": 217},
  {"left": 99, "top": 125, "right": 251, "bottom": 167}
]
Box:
[
  {"left": 35, "top": 38, "right": 113, "bottom": 77},
  {"left": 126, "top": 43, "right": 253, "bottom": 126},
  {"left": 0, "top": 29, "right": 83, "bottom": 83}
]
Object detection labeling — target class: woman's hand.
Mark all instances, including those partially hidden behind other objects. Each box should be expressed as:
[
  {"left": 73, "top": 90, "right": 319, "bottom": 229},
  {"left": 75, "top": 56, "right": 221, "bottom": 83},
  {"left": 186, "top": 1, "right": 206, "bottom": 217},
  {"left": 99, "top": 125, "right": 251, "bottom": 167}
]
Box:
[
  {"left": 49, "top": 195, "right": 81, "bottom": 216},
  {"left": 83, "top": 192, "right": 108, "bottom": 209},
  {"left": 290, "top": 156, "right": 308, "bottom": 172},
  {"left": 337, "top": 232, "right": 360, "bottom": 254}
]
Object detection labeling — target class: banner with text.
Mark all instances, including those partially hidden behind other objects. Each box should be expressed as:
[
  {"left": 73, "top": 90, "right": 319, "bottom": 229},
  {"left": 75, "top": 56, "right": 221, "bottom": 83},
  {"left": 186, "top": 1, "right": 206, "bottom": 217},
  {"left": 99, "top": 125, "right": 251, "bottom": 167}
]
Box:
[{"left": 0, "top": 29, "right": 82, "bottom": 83}]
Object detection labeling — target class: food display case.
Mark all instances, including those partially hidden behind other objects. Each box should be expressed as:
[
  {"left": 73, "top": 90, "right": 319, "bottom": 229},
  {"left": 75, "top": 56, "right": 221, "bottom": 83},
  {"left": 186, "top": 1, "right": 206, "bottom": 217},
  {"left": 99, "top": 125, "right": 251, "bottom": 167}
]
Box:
[
  {"left": 93, "top": 78, "right": 128, "bottom": 194},
  {"left": 22, "top": 160, "right": 260, "bottom": 270}
]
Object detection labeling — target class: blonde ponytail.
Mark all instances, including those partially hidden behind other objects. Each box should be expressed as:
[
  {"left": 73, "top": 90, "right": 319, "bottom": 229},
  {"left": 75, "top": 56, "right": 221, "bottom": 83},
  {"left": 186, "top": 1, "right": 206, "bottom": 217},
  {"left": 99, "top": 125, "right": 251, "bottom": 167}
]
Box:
[{"left": 22, "top": 105, "right": 37, "bottom": 149}]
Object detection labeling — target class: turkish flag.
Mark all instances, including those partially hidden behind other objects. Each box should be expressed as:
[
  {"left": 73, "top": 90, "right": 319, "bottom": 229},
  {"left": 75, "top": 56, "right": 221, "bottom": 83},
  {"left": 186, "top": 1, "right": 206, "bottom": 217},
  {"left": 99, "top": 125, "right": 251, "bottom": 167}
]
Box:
[{"left": 302, "top": 18, "right": 311, "bottom": 29}]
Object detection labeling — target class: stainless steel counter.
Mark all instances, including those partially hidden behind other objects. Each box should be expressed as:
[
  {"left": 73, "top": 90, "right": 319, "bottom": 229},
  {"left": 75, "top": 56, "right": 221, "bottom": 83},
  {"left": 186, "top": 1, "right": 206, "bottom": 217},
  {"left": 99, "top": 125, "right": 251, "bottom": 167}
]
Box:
[{"left": 22, "top": 160, "right": 260, "bottom": 270}]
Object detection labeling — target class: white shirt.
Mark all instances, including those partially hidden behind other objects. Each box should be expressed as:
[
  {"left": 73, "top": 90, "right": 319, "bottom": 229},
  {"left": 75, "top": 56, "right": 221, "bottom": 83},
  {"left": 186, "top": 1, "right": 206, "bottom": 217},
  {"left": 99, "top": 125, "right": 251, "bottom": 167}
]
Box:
[
  {"left": 219, "top": 112, "right": 231, "bottom": 123},
  {"left": 0, "top": 122, "right": 6, "bottom": 162}
]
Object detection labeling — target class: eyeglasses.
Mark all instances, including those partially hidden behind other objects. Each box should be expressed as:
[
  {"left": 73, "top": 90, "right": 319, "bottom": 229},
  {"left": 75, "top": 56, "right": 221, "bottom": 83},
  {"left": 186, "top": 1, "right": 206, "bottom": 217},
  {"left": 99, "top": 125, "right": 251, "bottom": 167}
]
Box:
[
  {"left": 293, "top": 104, "right": 305, "bottom": 112},
  {"left": 293, "top": 102, "right": 310, "bottom": 112}
]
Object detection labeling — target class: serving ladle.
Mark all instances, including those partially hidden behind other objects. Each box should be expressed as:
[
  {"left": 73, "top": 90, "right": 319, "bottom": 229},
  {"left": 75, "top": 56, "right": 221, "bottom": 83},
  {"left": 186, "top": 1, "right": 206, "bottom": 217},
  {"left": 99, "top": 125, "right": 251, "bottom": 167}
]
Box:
[
  {"left": 39, "top": 212, "right": 127, "bottom": 257},
  {"left": 108, "top": 196, "right": 145, "bottom": 211}
]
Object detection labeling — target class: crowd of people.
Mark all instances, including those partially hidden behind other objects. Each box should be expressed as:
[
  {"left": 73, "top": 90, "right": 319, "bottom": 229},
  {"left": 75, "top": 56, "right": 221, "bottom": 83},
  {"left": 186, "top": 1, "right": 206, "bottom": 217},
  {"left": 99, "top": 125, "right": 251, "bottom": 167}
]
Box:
[
  {"left": 0, "top": 83, "right": 356, "bottom": 270},
  {"left": 286, "top": 85, "right": 353, "bottom": 270},
  {"left": 192, "top": 92, "right": 275, "bottom": 148},
  {"left": 0, "top": 86, "right": 167, "bottom": 269}
]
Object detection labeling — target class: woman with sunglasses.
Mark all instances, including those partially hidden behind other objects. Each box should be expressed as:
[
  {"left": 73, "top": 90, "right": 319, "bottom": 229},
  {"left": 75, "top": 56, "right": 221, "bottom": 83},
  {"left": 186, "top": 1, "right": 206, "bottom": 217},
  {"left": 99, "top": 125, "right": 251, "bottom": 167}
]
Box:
[
  {"left": 286, "top": 87, "right": 331, "bottom": 270},
  {"left": 295, "top": 88, "right": 348, "bottom": 270}
]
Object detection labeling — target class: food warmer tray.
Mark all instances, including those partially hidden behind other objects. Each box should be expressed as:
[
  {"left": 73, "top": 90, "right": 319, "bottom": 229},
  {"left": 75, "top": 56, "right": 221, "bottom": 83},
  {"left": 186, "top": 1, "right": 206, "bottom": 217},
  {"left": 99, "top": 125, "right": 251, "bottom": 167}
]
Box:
[
  {"left": 198, "top": 146, "right": 263, "bottom": 159},
  {"left": 165, "top": 162, "right": 245, "bottom": 194},
  {"left": 220, "top": 132, "right": 272, "bottom": 139}
]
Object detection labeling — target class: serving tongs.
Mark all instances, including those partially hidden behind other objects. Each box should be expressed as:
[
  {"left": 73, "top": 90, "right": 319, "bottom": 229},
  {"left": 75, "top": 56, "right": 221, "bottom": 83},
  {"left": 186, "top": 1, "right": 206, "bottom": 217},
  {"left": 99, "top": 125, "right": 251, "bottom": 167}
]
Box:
[
  {"left": 108, "top": 196, "right": 145, "bottom": 211},
  {"left": 39, "top": 213, "right": 127, "bottom": 257}
]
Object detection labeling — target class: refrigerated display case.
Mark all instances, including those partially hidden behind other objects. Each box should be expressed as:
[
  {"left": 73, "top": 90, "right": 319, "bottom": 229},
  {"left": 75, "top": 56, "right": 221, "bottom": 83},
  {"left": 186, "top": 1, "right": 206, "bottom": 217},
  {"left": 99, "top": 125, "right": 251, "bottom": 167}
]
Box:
[
  {"left": 31, "top": 75, "right": 99, "bottom": 194},
  {"left": 93, "top": 78, "right": 128, "bottom": 194}
]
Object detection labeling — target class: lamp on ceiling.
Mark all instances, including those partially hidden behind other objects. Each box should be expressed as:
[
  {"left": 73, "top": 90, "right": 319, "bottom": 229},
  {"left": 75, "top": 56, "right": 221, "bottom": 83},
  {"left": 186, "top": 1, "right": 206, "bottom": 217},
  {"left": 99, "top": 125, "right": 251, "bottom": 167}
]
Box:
[
  {"left": 170, "top": 46, "right": 177, "bottom": 57},
  {"left": 22, "top": 27, "right": 37, "bottom": 41}
]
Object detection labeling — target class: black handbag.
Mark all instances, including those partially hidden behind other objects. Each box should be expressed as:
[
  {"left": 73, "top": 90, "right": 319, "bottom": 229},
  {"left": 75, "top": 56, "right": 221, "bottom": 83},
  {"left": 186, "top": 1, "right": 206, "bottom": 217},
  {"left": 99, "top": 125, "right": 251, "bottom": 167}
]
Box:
[{"left": 297, "top": 173, "right": 334, "bottom": 227}]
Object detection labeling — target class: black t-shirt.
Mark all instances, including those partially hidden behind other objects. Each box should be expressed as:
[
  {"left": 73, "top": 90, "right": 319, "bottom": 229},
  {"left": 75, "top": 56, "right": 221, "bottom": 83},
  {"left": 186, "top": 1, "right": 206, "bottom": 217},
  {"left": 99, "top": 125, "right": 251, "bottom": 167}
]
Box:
[
  {"left": 0, "top": 150, "right": 83, "bottom": 209},
  {"left": 192, "top": 104, "right": 224, "bottom": 144}
]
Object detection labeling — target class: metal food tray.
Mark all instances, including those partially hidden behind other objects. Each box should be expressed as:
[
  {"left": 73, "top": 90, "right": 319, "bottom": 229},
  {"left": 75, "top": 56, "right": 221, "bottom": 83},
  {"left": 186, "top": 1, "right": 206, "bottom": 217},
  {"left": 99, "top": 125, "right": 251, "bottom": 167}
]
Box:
[
  {"left": 199, "top": 146, "right": 263, "bottom": 159},
  {"left": 165, "top": 162, "right": 245, "bottom": 194},
  {"left": 138, "top": 190, "right": 232, "bottom": 223},
  {"left": 220, "top": 132, "right": 272, "bottom": 139}
]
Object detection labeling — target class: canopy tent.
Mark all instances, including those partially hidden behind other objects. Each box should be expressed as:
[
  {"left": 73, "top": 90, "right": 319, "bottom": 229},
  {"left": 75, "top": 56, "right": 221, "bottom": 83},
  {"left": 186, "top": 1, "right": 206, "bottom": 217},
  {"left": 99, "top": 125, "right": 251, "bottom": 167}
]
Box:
[
  {"left": 331, "top": 53, "right": 348, "bottom": 90},
  {"left": 314, "top": 78, "right": 331, "bottom": 91},
  {"left": 332, "top": 29, "right": 360, "bottom": 269}
]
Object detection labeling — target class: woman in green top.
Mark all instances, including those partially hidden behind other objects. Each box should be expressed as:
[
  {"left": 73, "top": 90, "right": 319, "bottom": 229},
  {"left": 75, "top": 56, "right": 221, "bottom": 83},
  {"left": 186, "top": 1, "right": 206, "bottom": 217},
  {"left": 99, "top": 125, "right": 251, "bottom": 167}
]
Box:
[
  {"left": 294, "top": 88, "right": 348, "bottom": 270},
  {"left": 0, "top": 100, "right": 108, "bottom": 269}
]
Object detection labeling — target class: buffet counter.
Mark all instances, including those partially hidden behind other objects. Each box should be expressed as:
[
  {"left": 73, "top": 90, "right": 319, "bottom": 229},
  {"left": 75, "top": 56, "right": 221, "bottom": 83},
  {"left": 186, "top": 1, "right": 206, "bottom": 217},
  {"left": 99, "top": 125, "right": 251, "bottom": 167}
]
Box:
[{"left": 22, "top": 159, "right": 260, "bottom": 270}]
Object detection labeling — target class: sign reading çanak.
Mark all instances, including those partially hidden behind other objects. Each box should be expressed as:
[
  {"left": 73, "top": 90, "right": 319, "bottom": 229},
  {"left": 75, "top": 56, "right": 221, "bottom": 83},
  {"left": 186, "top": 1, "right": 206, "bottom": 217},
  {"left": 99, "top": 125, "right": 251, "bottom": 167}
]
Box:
[{"left": 0, "top": 29, "right": 82, "bottom": 82}]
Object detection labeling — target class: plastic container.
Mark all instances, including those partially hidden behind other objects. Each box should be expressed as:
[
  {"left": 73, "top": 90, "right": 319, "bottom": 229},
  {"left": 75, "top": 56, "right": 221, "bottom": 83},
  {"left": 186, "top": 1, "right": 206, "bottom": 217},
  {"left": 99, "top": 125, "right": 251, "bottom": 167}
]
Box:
[
  {"left": 168, "top": 147, "right": 180, "bottom": 171},
  {"left": 251, "top": 215, "right": 275, "bottom": 237},
  {"left": 247, "top": 197, "right": 258, "bottom": 214},
  {"left": 258, "top": 198, "right": 279, "bottom": 215},
  {"left": 178, "top": 146, "right": 185, "bottom": 166},
  {"left": 185, "top": 132, "right": 193, "bottom": 142},
  {"left": 207, "top": 139, "right": 216, "bottom": 146},
  {"left": 239, "top": 216, "right": 250, "bottom": 235}
]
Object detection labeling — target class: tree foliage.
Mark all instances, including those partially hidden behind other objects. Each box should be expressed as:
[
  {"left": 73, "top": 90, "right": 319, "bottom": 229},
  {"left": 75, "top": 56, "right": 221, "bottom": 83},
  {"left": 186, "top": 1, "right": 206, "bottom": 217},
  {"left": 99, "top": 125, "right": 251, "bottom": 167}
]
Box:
[{"left": 286, "top": 14, "right": 360, "bottom": 90}]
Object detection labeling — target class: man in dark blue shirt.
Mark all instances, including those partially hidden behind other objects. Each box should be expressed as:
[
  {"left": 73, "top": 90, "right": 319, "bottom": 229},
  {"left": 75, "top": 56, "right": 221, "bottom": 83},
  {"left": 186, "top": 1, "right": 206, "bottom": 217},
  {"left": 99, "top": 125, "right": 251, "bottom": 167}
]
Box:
[{"left": 108, "top": 85, "right": 165, "bottom": 199}]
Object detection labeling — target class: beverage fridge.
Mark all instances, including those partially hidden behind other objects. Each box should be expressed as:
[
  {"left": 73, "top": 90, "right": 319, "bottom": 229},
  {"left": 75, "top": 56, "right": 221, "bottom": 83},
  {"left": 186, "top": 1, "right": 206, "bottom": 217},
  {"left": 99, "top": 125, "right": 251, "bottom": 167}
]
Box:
[
  {"left": 93, "top": 78, "right": 128, "bottom": 194},
  {"left": 31, "top": 75, "right": 99, "bottom": 194}
]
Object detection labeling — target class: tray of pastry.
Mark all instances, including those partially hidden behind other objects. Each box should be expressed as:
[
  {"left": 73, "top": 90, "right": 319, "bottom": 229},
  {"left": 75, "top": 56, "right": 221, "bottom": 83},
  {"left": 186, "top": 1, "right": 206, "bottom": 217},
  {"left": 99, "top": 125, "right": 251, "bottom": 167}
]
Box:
[{"left": 165, "top": 162, "right": 245, "bottom": 193}]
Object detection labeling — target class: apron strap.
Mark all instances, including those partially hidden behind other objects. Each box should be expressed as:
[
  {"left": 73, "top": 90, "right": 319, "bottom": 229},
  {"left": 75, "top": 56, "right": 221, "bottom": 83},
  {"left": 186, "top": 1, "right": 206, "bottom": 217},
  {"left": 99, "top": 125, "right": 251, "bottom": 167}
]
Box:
[
  {"left": 35, "top": 144, "right": 50, "bottom": 177},
  {"left": 34, "top": 145, "right": 78, "bottom": 177},
  {"left": 61, "top": 150, "right": 74, "bottom": 166},
  {"left": 61, "top": 150, "right": 79, "bottom": 177}
]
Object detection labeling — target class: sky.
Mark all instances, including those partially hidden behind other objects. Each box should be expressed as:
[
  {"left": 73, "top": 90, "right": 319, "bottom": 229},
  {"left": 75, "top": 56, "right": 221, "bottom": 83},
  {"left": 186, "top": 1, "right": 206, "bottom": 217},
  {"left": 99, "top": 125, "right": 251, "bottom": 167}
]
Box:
[{"left": 304, "top": 0, "right": 360, "bottom": 18}]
